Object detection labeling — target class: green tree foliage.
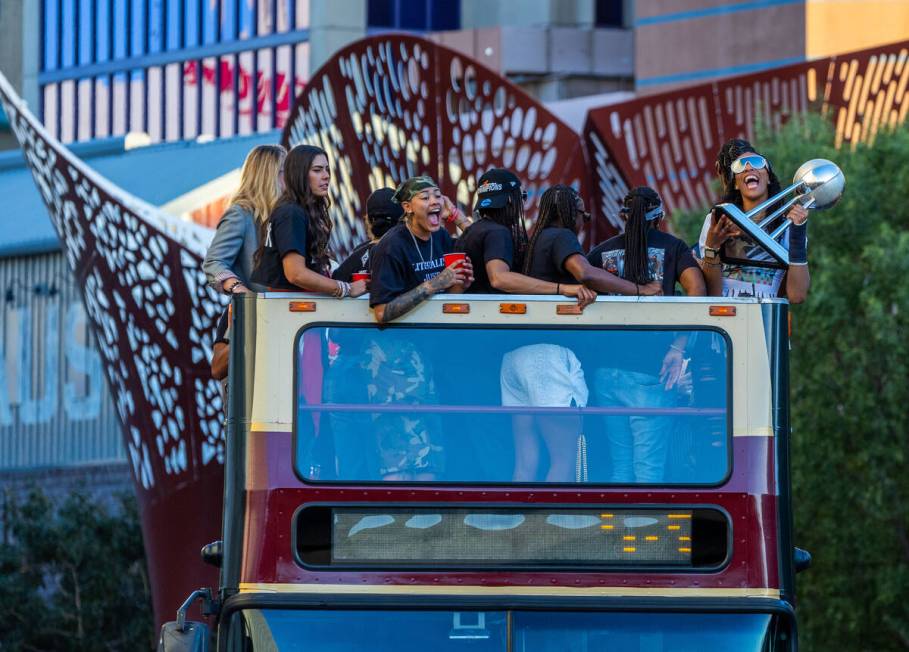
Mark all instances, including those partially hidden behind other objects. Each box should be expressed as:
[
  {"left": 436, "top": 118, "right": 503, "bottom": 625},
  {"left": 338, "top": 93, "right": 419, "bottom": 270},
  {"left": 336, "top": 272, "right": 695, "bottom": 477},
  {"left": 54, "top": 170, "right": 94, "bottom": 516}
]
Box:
[
  {"left": 674, "top": 114, "right": 909, "bottom": 650},
  {"left": 0, "top": 488, "right": 154, "bottom": 651}
]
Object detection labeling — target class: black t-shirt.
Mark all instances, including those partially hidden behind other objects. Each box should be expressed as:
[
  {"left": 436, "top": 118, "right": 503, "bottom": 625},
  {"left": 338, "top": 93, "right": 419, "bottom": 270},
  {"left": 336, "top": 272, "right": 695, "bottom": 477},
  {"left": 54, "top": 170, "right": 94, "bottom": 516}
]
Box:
[
  {"left": 250, "top": 203, "right": 324, "bottom": 290},
  {"left": 525, "top": 227, "right": 583, "bottom": 285},
  {"left": 586, "top": 228, "right": 698, "bottom": 297},
  {"left": 456, "top": 219, "right": 514, "bottom": 294},
  {"left": 332, "top": 240, "right": 374, "bottom": 282},
  {"left": 369, "top": 224, "right": 454, "bottom": 307}
]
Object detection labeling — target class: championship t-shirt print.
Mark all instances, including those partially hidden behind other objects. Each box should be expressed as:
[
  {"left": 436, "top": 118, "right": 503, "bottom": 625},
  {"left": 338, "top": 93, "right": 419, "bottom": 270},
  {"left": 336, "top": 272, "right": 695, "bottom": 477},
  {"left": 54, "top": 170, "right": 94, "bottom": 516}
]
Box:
[{"left": 368, "top": 224, "right": 454, "bottom": 306}]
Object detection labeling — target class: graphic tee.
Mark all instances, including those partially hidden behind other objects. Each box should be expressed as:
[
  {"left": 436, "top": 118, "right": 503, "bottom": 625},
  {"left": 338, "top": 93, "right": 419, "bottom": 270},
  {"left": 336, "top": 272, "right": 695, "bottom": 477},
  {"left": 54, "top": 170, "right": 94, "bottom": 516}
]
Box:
[
  {"left": 456, "top": 219, "right": 514, "bottom": 294},
  {"left": 697, "top": 213, "right": 790, "bottom": 298},
  {"left": 525, "top": 227, "right": 583, "bottom": 285},
  {"left": 369, "top": 224, "right": 454, "bottom": 307},
  {"left": 332, "top": 240, "right": 374, "bottom": 282},
  {"left": 587, "top": 229, "right": 699, "bottom": 297},
  {"left": 251, "top": 203, "right": 326, "bottom": 290}
]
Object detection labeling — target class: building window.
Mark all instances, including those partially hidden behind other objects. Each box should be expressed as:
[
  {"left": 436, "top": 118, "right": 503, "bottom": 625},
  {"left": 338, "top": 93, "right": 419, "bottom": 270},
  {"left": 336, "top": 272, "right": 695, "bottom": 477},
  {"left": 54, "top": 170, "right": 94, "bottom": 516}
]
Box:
[
  {"left": 368, "top": 0, "right": 461, "bottom": 31},
  {"left": 595, "top": 0, "right": 624, "bottom": 27}
]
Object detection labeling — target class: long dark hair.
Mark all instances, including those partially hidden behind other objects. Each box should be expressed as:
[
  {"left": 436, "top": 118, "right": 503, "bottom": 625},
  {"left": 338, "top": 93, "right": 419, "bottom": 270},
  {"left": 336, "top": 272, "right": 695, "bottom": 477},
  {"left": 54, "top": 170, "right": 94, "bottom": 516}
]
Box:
[
  {"left": 522, "top": 184, "right": 579, "bottom": 275},
  {"left": 478, "top": 187, "right": 529, "bottom": 270},
  {"left": 715, "top": 138, "right": 783, "bottom": 209},
  {"left": 256, "top": 144, "right": 332, "bottom": 271},
  {"left": 620, "top": 186, "right": 662, "bottom": 285}
]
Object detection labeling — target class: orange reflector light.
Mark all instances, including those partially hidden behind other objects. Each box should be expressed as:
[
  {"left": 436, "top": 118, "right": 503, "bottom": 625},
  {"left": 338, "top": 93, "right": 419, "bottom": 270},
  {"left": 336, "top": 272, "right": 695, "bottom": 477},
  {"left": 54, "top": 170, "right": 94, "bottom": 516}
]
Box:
[
  {"left": 709, "top": 305, "right": 737, "bottom": 317},
  {"left": 623, "top": 547, "right": 636, "bottom": 553},
  {"left": 442, "top": 303, "right": 470, "bottom": 314},
  {"left": 556, "top": 304, "right": 583, "bottom": 315},
  {"left": 678, "top": 547, "right": 692, "bottom": 553},
  {"left": 623, "top": 535, "right": 636, "bottom": 541},
  {"left": 289, "top": 301, "right": 317, "bottom": 312},
  {"left": 499, "top": 303, "right": 527, "bottom": 314}
]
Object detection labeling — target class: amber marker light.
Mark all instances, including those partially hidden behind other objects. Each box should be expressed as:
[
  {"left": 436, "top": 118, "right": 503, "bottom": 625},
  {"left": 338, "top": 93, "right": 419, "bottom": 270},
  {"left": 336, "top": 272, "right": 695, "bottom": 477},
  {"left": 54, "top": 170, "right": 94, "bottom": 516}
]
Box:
[
  {"left": 556, "top": 304, "right": 583, "bottom": 315},
  {"left": 499, "top": 303, "right": 527, "bottom": 314},
  {"left": 289, "top": 301, "right": 317, "bottom": 312},
  {"left": 709, "top": 305, "right": 737, "bottom": 317},
  {"left": 442, "top": 303, "right": 470, "bottom": 314}
]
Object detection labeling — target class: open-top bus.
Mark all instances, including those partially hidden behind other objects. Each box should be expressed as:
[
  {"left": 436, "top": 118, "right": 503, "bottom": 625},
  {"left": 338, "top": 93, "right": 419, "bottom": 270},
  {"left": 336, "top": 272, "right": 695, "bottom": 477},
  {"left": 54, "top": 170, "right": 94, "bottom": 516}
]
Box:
[{"left": 160, "top": 292, "right": 804, "bottom": 651}]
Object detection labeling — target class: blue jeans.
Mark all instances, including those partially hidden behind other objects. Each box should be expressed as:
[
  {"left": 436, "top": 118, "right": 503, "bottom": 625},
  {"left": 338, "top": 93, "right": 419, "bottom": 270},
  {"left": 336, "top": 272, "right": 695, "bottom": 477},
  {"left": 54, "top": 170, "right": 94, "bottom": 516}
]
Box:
[{"left": 594, "top": 368, "right": 675, "bottom": 483}]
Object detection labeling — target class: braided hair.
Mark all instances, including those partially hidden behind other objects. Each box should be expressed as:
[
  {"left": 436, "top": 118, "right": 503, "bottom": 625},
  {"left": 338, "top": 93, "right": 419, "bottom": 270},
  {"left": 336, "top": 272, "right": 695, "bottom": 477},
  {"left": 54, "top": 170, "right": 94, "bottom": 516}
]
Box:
[
  {"left": 478, "top": 186, "right": 529, "bottom": 270},
  {"left": 620, "top": 186, "right": 663, "bottom": 285},
  {"left": 255, "top": 144, "right": 333, "bottom": 272},
  {"left": 523, "top": 184, "right": 580, "bottom": 275},
  {"left": 715, "top": 138, "right": 783, "bottom": 209}
]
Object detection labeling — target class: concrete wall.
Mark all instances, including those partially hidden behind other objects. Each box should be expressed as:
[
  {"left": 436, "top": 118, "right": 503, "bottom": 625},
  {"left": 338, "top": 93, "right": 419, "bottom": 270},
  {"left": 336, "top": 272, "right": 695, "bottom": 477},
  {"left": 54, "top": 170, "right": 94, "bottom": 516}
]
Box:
[
  {"left": 805, "top": 0, "right": 909, "bottom": 59},
  {"left": 309, "top": 0, "right": 367, "bottom": 74}
]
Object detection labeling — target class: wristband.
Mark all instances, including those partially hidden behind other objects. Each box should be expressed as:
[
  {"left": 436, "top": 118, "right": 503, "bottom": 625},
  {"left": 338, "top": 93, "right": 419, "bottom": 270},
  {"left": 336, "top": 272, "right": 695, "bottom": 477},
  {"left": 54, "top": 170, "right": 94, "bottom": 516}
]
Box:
[
  {"left": 789, "top": 222, "right": 808, "bottom": 265},
  {"left": 556, "top": 283, "right": 560, "bottom": 295},
  {"left": 446, "top": 208, "right": 460, "bottom": 224},
  {"left": 224, "top": 278, "right": 241, "bottom": 294}
]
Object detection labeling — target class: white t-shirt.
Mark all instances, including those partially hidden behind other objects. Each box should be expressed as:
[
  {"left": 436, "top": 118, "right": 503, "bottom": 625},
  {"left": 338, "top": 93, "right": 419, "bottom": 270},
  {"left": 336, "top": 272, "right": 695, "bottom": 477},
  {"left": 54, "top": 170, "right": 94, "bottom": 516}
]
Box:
[{"left": 697, "top": 213, "right": 788, "bottom": 299}]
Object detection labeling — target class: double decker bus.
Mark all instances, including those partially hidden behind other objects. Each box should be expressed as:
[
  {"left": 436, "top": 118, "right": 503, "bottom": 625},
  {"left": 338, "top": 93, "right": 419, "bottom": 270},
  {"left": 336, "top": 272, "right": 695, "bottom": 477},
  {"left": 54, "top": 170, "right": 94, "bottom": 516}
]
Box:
[{"left": 161, "top": 292, "right": 804, "bottom": 651}]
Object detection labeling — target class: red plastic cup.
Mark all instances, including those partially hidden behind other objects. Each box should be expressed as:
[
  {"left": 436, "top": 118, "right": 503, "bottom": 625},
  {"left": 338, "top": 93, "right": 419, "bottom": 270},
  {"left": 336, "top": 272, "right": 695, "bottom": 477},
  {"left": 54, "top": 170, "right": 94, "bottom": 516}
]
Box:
[
  {"left": 352, "top": 271, "right": 371, "bottom": 282},
  {"left": 444, "top": 252, "right": 466, "bottom": 268}
]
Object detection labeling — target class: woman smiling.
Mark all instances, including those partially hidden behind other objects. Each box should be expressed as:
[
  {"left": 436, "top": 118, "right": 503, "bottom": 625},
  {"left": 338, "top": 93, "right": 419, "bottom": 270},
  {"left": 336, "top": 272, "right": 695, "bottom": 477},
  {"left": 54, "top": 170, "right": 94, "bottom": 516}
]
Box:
[
  {"left": 698, "top": 139, "right": 810, "bottom": 302},
  {"left": 369, "top": 176, "right": 474, "bottom": 323}
]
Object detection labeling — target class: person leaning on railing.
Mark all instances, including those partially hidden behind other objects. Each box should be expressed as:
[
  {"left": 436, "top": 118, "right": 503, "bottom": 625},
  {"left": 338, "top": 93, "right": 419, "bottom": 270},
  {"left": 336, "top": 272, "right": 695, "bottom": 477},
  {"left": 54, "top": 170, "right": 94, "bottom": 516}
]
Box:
[
  {"left": 203, "top": 144, "right": 286, "bottom": 295},
  {"left": 250, "top": 144, "right": 367, "bottom": 298},
  {"left": 369, "top": 176, "right": 474, "bottom": 323},
  {"left": 698, "top": 138, "right": 810, "bottom": 302},
  {"left": 523, "top": 185, "right": 662, "bottom": 297},
  {"left": 455, "top": 168, "right": 596, "bottom": 307}
]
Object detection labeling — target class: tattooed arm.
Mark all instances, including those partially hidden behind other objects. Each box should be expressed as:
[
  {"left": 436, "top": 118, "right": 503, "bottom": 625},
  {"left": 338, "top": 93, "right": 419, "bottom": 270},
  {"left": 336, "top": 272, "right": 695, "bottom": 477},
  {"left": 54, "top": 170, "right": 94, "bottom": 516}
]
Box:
[{"left": 374, "top": 266, "right": 466, "bottom": 323}]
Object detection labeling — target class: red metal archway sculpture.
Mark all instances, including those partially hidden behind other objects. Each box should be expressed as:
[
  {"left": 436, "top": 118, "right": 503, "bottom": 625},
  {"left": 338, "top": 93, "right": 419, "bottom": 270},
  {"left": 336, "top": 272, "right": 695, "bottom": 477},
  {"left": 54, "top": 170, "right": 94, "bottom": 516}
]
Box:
[{"left": 280, "top": 35, "right": 593, "bottom": 252}]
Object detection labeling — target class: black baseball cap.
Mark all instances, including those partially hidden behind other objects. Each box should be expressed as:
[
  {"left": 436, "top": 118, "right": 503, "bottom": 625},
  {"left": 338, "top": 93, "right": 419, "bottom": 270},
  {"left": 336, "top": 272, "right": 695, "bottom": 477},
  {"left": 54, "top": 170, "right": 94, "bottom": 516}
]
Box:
[
  {"left": 473, "top": 168, "right": 522, "bottom": 211},
  {"left": 366, "top": 188, "right": 404, "bottom": 222}
]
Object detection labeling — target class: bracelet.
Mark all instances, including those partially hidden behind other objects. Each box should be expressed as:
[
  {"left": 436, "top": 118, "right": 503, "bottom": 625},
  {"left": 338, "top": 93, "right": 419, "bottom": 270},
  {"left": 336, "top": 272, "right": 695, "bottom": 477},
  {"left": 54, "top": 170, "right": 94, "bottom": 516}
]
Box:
[
  {"left": 556, "top": 283, "right": 560, "bottom": 295},
  {"left": 334, "top": 280, "right": 350, "bottom": 298},
  {"left": 635, "top": 283, "right": 640, "bottom": 297},
  {"left": 224, "top": 278, "right": 241, "bottom": 294},
  {"left": 446, "top": 208, "right": 460, "bottom": 225}
]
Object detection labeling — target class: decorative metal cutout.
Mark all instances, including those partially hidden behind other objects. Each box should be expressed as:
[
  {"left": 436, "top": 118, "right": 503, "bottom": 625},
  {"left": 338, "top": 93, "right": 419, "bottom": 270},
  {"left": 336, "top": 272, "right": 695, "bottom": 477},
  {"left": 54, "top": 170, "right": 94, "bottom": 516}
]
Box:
[
  {"left": 585, "top": 41, "right": 909, "bottom": 232},
  {"left": 281, "top": 35, "right": 591, "bottom": 256}
]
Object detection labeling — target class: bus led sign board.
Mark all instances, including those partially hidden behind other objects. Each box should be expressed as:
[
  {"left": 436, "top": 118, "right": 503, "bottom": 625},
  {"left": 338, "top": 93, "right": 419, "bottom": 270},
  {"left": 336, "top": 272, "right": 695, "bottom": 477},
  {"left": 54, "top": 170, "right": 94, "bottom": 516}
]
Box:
[{"left": 295, "top": 507, "right": 728, "bottom": 569}]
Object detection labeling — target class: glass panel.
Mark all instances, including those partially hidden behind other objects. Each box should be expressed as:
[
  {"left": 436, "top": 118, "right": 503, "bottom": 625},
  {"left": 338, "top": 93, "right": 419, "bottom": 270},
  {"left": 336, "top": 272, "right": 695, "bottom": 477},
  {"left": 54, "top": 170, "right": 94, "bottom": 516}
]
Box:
[
  {"left": 234, "top": 610, "right": 507, "bottom": 651},
  {"left": 295, "top": 326, "right": 729, "bottom": 485},
  {"left": 513, "top": 612, "right": 772, "bottom": 652},
  {"left": 230, "top": 610, "right": 774, "bottom": 651}
]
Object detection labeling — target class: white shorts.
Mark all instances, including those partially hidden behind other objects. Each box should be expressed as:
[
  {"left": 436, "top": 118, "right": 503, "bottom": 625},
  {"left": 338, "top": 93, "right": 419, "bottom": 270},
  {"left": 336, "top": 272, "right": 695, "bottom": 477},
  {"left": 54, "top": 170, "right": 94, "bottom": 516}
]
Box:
[{"left": 500, "top": 344, "right": 589, "bottom": 408}]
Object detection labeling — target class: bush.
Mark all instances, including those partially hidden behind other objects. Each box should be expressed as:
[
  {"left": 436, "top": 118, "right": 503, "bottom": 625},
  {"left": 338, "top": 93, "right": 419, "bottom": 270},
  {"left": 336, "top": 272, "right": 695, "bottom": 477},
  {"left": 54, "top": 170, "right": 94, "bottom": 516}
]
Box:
[{"left": 0, "top": 488, "right": 154, "bottom": 651}]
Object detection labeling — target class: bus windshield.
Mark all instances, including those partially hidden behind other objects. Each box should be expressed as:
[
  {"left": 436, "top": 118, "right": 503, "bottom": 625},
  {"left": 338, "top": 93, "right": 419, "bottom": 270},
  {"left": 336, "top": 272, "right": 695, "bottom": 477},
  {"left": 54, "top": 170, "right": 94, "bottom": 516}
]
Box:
[
  {"left": 230, "top": 609, "right": 774, "bottom": 651},
  {"left": 295, "top": 325, "right": 729, "bottom": 485}
]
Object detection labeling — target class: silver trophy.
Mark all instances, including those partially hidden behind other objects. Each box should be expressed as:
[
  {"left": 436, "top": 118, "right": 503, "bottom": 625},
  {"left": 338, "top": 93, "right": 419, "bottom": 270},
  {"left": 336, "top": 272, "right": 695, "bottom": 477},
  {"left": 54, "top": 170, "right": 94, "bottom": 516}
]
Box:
[{"left": 715, "top": 158, "right": 845, "bottom": 268}]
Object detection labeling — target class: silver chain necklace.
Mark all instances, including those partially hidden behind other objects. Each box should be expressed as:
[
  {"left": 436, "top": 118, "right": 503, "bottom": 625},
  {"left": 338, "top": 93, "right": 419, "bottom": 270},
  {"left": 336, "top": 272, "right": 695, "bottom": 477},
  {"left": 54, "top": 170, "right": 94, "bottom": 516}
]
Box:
[{"left": 407, "top": 224, "right": 433, "bottom": 264}]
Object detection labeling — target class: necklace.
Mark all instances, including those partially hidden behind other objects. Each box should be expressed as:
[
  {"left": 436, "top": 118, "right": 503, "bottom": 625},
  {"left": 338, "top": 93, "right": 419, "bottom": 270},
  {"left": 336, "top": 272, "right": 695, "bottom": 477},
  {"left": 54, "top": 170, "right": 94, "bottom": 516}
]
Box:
[{"left": 407, "top": 225, "right": 432, "bottom": 263}]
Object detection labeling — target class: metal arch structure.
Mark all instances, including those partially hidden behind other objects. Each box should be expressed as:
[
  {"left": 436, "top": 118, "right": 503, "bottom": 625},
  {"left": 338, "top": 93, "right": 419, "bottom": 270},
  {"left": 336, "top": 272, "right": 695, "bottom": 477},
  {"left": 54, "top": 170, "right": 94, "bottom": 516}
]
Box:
[
  {"left": 0, "top": 72, "right": 226, "bottom": 626},
  {"left": 585, "top": 41, "right": 909, "bottom": 228},
  {"left": 280, "top": 35, "right": 592, "bottom": 255}
]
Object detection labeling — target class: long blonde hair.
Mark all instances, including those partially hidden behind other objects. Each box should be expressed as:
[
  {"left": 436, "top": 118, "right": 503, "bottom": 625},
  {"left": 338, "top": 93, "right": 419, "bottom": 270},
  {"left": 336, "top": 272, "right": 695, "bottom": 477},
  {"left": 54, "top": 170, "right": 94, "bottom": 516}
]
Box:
[{"left": 230, "top": 144, "right": 286, "bottom": 226}]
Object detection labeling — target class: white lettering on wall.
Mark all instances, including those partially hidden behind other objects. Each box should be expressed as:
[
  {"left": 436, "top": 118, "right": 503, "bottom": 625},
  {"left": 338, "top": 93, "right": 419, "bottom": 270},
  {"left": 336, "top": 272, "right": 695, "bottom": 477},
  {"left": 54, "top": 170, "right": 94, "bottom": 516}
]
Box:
[{"left": 0, "top": 300, "right": 104, "bottom": 427}]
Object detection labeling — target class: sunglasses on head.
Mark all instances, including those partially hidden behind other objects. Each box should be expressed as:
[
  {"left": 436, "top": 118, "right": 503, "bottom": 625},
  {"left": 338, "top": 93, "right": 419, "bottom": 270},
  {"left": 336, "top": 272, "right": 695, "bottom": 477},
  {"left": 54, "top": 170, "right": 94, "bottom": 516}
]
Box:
[{"left": 730, "top": 154, "right": 768, "bottom": 174}]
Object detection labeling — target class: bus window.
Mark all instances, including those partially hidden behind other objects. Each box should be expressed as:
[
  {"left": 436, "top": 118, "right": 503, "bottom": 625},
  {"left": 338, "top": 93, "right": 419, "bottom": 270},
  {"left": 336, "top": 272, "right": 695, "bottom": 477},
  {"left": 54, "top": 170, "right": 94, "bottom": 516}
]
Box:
[
  {"left": 295, "top": 326, "right": 730, "bottom": 485},
  {"left": 227, "top": 609, "right": 782, "bottom": 651}
]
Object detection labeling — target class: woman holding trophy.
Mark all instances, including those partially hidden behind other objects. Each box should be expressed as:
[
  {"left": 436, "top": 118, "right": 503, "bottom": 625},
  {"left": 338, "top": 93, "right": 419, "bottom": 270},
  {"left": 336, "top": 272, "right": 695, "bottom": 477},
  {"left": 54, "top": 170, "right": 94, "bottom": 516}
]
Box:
[{"left": 698, "top": 139, "right": 811, "bottom": 302}]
